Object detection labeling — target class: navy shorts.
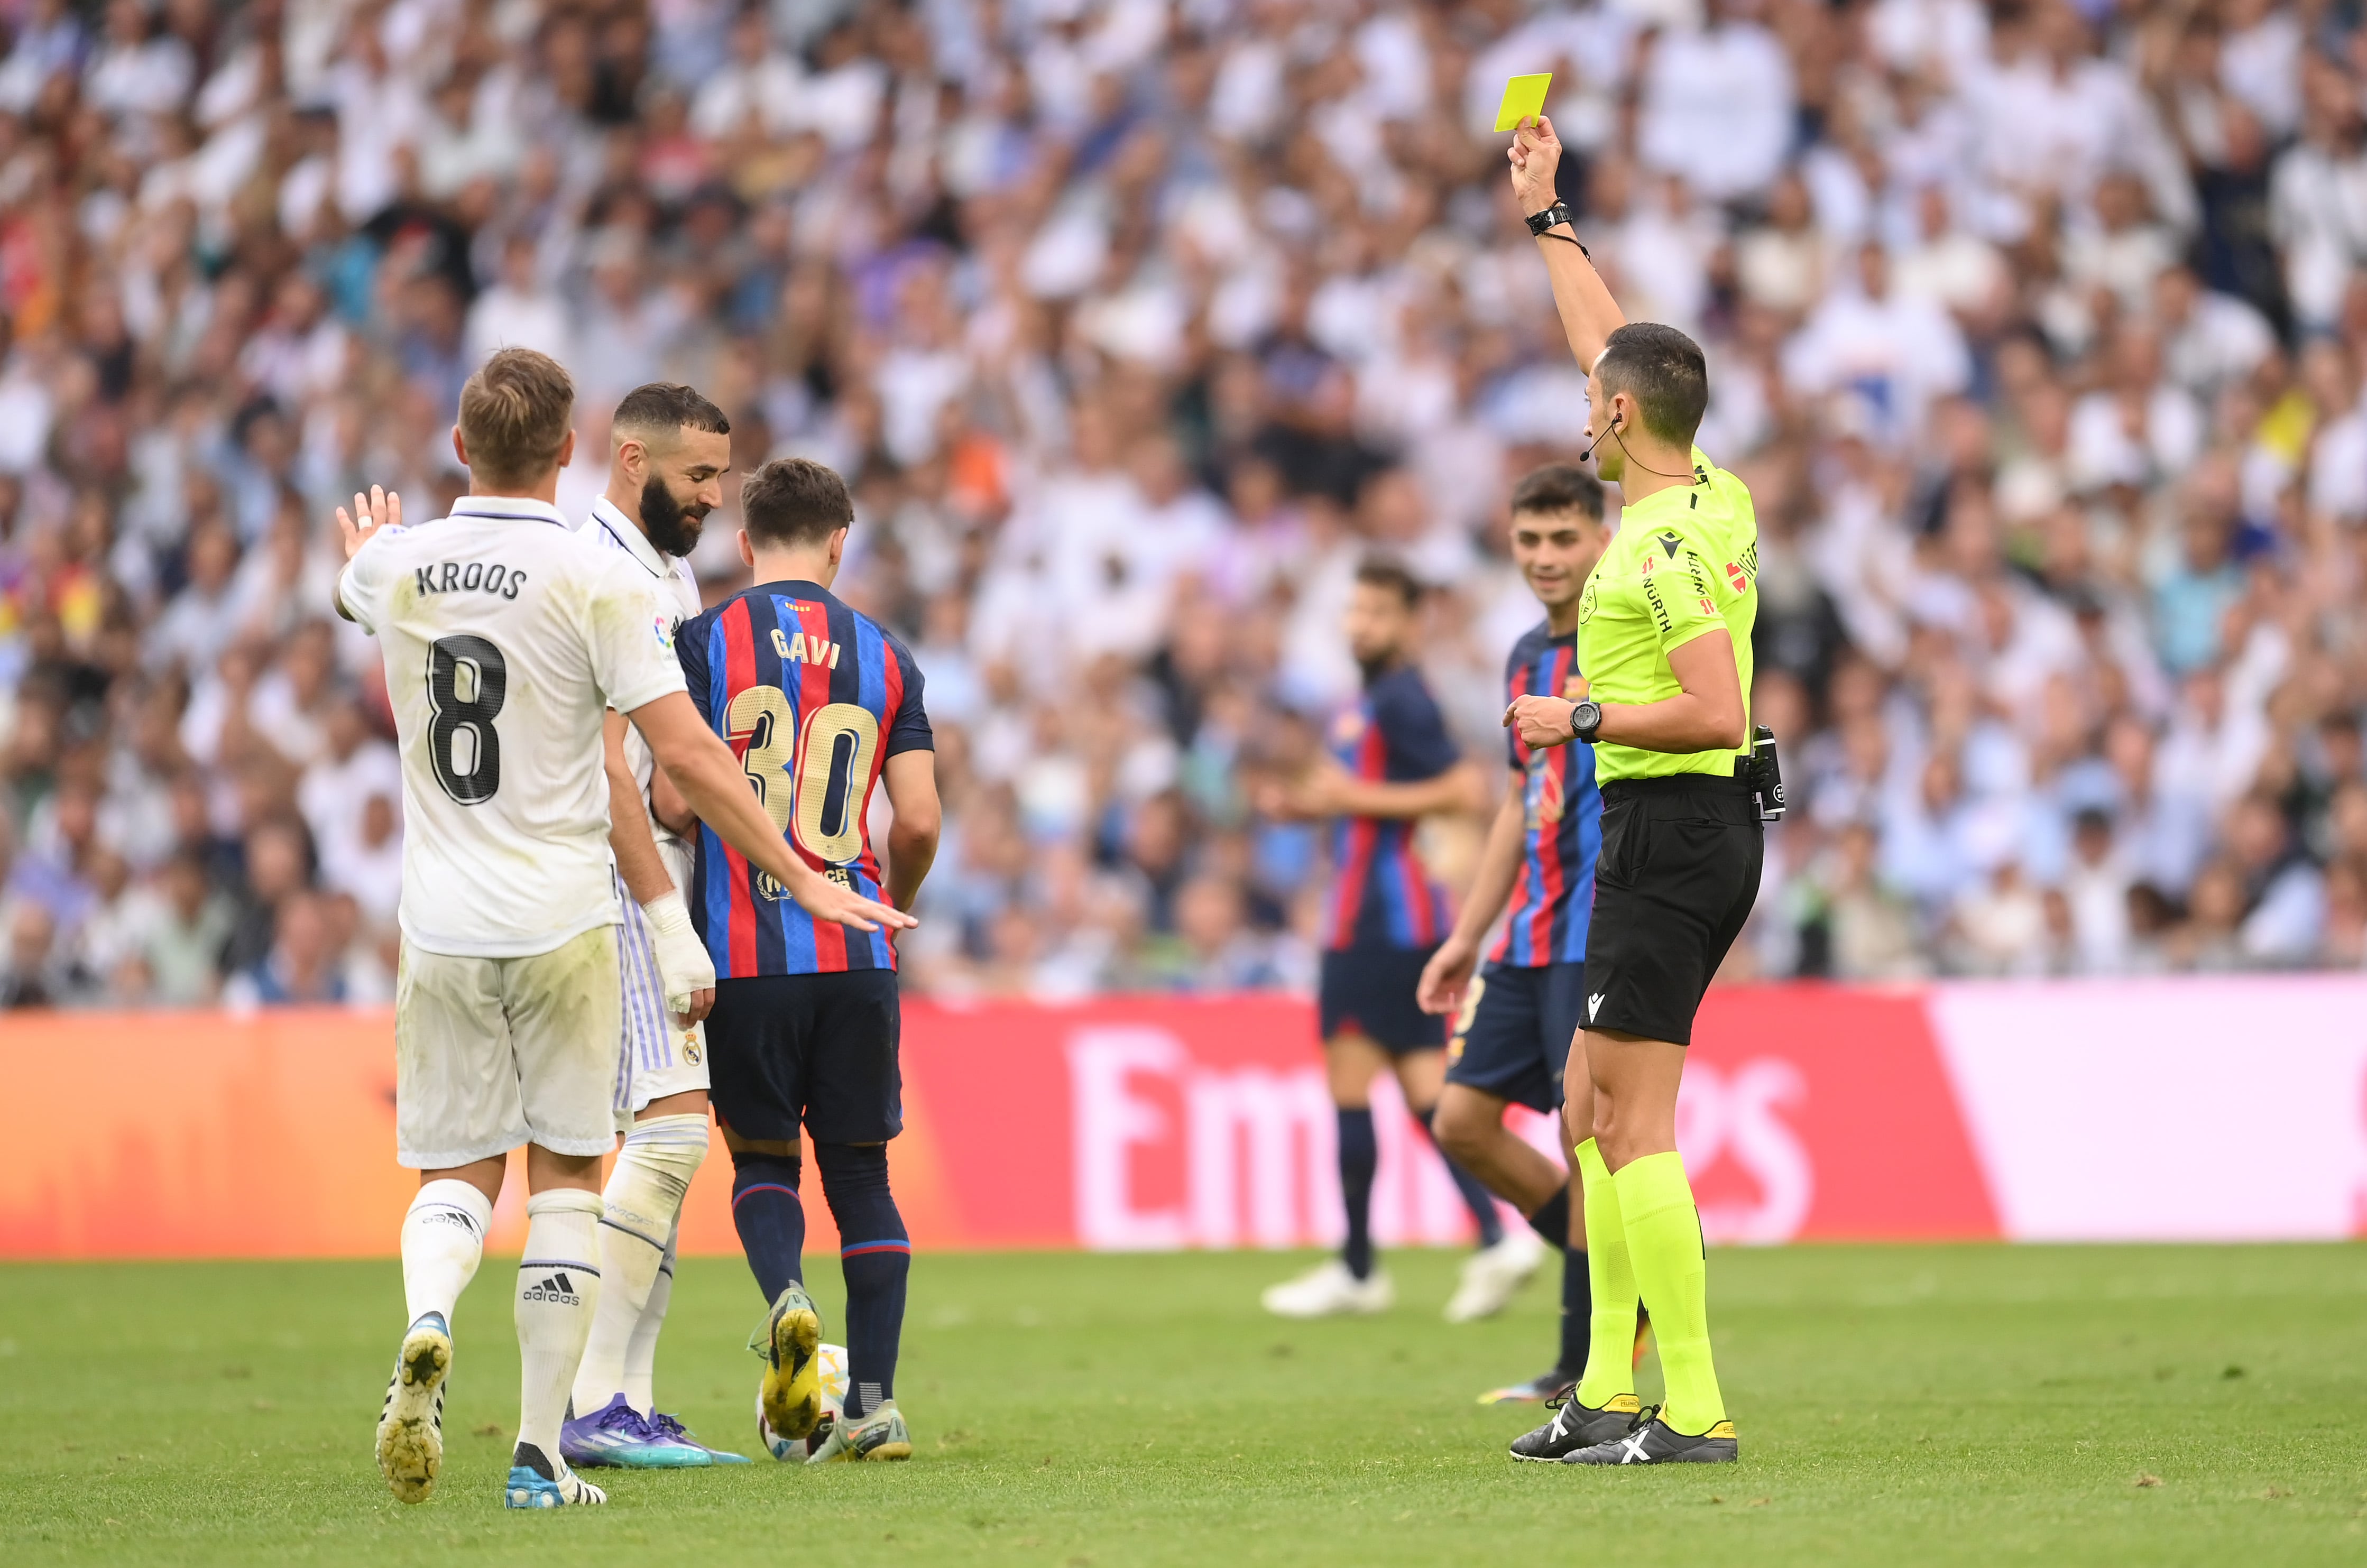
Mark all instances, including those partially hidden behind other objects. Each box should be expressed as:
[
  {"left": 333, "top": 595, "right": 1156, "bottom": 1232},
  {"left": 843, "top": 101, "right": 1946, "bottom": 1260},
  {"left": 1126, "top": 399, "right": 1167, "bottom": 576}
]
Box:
[
  {"left": 1318, "top": 945, "right": 1446, "bottom": 1053},
  {"left": 706, "top": 970, "right": 902, "bottom": 1146},
  {"left": 1445, "top": 961, "right": 1587, "bottom": 1112}
]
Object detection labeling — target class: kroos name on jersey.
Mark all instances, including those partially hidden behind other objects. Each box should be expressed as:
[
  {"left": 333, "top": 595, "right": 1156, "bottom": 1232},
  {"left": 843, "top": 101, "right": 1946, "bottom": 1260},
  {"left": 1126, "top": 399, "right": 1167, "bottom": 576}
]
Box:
[{"left": 411, "top": 561, "right": 527, "bottom": 599}]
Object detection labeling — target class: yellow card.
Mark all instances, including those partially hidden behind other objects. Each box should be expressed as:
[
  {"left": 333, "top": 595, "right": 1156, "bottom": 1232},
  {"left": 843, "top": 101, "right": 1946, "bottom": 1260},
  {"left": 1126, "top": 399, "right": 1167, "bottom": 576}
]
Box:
[{"left": 1494, "top": 73, "right": 1552, "bottom": 133}]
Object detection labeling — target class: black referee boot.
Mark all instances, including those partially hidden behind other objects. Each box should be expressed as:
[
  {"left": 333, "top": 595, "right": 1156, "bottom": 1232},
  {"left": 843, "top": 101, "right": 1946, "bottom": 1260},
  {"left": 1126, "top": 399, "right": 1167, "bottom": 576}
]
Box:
[
  {"left": 1507, "top": 1392, "right": 1643, "bottom": 1462},
  {"left": 1562, "top": 1408, "right": 1738, "bottom": 1465}
]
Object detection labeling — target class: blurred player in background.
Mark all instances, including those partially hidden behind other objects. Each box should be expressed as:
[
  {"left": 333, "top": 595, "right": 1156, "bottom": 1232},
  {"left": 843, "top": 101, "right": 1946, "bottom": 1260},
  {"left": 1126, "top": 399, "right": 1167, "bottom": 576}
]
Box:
[
  {"left": 339, "top": 351, "right": 911, "bottom": 1510},
  {"left": 558, "top": 383, "right": 744, "bottom": 1469},
  {"left": 1416, "top": 466, "right": 1635, "bottom": 1434},
  {"left": 1259, "top": 559, "right": 1528, "bottom": 1320},
  {"left": 654, "top": 458, "right": 941, "bottom": 1464}
]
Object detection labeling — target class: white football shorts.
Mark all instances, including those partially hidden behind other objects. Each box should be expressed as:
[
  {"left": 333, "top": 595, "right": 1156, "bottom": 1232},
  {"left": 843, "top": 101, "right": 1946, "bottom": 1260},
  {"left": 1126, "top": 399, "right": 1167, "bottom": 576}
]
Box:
[
  {"left": 612, "top": 855, "right": 710, "bottom": 1129},
  {"left": 394, "top": 924, "right": 622, "bottom": 1168}
]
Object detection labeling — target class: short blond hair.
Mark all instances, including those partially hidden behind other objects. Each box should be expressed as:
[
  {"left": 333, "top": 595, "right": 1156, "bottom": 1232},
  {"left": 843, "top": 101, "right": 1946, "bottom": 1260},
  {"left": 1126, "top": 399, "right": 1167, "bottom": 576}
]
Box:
[{"left": 458, "top": 348, "right": 575, "bottom": 486}]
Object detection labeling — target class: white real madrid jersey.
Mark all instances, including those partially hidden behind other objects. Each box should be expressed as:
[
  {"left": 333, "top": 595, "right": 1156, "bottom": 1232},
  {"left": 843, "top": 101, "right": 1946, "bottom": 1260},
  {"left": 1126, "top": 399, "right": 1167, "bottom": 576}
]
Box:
[
  {"left": 337, "top": 494, "right": 687, "bottom": 957},
  {"left": 577, "top": 496, "right": 704, "bottom": 856}
]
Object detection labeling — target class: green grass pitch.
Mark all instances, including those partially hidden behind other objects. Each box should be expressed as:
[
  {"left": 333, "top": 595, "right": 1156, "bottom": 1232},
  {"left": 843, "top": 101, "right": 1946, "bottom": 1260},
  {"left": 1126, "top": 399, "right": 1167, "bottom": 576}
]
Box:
[{"left": 4, "top": 1244, "right": 2366, "bottom": 1565}]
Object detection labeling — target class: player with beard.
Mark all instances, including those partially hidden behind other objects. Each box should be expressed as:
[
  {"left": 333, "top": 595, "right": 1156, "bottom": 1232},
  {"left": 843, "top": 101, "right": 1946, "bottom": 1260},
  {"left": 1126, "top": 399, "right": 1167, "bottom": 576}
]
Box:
[
  {"left": 1259, "top": 558, "right": 1516, "bottom": 1320},
  {"left": 559, "top": 383, "right": 745, "bottom": 1468}
]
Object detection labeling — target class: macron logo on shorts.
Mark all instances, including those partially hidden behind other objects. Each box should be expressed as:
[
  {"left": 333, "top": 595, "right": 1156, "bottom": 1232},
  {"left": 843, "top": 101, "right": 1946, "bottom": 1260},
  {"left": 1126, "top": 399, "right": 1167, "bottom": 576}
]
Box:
[{"left": 1588, "top": 992, "right": 1605, "bottom": 1021}]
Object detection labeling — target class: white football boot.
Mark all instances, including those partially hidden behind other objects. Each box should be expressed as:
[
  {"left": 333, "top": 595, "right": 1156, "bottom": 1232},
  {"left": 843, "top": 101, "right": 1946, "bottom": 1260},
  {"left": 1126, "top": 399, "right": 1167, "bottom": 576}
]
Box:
[
  {"left": 806, "top": 1398, "right": 911, "bottom": 1463},
  {"left": 1260, "top": 1259, "right": 1395, "bottom": 1318},
  {"left": 1444, "top": 1227, "right": 1548, "bottom": 1323},
  {"left": 375, "top": 1313, "right": 451, "bottom": 1504}
]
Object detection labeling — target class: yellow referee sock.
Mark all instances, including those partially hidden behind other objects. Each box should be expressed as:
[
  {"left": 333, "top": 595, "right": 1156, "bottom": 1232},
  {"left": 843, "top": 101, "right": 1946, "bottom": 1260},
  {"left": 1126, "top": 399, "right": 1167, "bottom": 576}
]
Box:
[
  {"left": 1571, "top": 1139, "right": 1638, "bottom": 1410},
  {"left": 1615, "top": 1151, "right": 1728, "bottom": 1436}
]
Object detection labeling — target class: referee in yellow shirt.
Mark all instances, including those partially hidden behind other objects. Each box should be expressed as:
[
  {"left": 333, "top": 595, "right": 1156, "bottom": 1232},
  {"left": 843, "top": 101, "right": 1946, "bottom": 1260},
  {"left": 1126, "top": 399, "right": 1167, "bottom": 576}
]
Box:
[{"left": 1502, "top": 114, "right": 1760, "bottom": 1465}]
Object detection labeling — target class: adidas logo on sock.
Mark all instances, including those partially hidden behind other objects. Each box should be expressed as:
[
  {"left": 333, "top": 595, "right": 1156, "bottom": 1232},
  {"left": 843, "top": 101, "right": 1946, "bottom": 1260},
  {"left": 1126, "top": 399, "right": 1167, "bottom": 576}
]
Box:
[{"left": 521, "top": 1272, "right": 582, "bottom": 1306}]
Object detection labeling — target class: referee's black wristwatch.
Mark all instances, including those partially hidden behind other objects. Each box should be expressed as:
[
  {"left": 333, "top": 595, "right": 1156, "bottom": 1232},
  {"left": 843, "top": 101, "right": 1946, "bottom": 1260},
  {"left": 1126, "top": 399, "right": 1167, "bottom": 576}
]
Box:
[
  {"left": 1569, "top": 699, "right": 1603, "bottom": 744},
  {"left": 1525, "top": 202, "right": 1589, "bottom": 257}
]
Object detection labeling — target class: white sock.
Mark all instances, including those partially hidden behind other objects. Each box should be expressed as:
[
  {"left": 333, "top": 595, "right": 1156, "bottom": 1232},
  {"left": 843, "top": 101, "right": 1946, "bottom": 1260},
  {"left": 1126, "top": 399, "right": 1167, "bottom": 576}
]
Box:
[
  {"left": 570, "top": 1113, "right": 706, "bottom": 1416},
  {"left": 622, "top": 1224, "right": 677, "bottom": 1417},
  {"left": 515, "top": 1188, "right": 603, "bottom": 1469},
  {"left": 401, "top": 1179, "right": 492, "bottom": 1328}
]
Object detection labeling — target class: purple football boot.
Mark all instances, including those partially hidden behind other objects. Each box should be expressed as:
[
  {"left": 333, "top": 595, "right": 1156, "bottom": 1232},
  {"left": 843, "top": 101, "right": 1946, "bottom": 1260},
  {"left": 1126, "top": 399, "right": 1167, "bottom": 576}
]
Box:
[{"left": 559, "top": 1394, "right": 715, "bottom": 1469}]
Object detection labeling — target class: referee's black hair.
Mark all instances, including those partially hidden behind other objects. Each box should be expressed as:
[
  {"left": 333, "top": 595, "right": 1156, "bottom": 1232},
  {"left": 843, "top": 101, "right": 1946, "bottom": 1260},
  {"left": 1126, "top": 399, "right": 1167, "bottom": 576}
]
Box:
[
  {"left": 1508, "top": 463, "right": 1605, "bottom": 521},
  {"left": 1353, "top": 556, "right": 1424, "bottom": 609},
  {"left": 1596, "top": 322, "right": 1708, "bottom": 446},
  {"left": 742, "top": 456, "right": 853, "bottom": 548},
  {"left": 612, "top": 381, "right": 731, "bottom": 439}
]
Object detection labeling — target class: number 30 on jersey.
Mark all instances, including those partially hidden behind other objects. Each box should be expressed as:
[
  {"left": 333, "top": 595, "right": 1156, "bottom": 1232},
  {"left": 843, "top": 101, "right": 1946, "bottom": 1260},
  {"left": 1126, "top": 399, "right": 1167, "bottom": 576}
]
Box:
[{"left": 726, "top": 688, "right": 880, "bottom": 892}]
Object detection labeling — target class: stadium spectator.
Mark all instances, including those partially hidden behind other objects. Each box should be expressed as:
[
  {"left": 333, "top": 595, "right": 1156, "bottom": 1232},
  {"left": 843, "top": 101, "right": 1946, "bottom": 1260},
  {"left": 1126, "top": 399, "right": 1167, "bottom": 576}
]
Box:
[
  {"left": 222, "top": 887, "right": 355, "bottom": 1009},
  {"left": 4, "top": 0, "right": 2367, "bottom": 1006}
]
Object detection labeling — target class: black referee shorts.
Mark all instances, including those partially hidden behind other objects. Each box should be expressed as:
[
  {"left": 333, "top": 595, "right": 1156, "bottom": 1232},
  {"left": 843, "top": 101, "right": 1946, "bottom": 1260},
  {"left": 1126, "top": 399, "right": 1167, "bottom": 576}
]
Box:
[{"left": 1581, "top": 776, "right": 1762, "bottom": 1047}]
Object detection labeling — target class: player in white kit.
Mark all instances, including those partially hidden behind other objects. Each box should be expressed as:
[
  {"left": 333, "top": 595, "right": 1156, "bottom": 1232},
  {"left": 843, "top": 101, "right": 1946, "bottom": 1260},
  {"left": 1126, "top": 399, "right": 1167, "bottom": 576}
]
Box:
[
  {"left": 558, "top": 383, "right": 742, "bottom": 1468},
  {"left": 340, "top": 349, "right": 912, "bottom": 1510}
]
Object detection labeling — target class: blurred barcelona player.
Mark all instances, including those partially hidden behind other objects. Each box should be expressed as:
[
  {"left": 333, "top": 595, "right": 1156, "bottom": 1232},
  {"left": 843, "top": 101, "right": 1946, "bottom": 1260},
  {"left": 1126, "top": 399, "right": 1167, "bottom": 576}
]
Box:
[
  {"left": 1416, "top": 464, "right": 1647, "bottom": 1425},
  {"left": 1258, "top": 559, "right": 1528, "bottom": 1318}
]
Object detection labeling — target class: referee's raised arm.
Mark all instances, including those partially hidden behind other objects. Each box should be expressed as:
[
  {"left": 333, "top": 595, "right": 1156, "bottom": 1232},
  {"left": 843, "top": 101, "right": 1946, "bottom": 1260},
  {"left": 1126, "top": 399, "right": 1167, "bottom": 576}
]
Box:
[{"left": 1506, "top": 117, "right": 1624, "bottom": 374}]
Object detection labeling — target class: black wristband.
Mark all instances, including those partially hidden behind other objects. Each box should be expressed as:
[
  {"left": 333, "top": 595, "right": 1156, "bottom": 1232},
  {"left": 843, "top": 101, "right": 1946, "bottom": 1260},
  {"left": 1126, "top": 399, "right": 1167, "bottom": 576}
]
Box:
[{"left": 1525, "top": 201, "right": 1576, "bottom": 238}]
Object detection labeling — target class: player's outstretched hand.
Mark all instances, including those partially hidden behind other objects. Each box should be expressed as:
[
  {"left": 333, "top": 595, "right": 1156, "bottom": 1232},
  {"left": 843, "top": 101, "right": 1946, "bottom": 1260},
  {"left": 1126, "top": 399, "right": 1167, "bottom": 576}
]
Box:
[
  {"left": 1505, "top": 693, "right": 1578, "bottom": 751},
  {"left": 797, "top": 878, "right": 919, "bottom": 935},
  {"left": 1507, "top": 113, "right": 1562, "bottom": 216},
  {"left": 1417, "top": 935, "right": 1479, "bottom": 1016},
  {"left": 1256, "top": 763, "right": 1350, "bottom": 821},
  {"left": 335, "top": 485, "right": 401, "bottom": 561}
]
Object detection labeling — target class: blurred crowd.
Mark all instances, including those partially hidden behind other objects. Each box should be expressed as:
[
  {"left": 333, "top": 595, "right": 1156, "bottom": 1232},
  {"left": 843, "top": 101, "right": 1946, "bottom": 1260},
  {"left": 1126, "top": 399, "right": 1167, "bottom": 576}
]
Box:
[{"left": 5, "top": 0, "right": 2367, "bottom": 1009}]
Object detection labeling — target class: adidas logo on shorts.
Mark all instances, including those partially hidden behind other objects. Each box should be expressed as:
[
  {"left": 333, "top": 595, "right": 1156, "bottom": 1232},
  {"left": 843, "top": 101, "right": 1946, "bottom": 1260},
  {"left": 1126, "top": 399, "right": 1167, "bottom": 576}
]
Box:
[{"left": 521, "top": 1272, "right": 582, "bottom": 1306}]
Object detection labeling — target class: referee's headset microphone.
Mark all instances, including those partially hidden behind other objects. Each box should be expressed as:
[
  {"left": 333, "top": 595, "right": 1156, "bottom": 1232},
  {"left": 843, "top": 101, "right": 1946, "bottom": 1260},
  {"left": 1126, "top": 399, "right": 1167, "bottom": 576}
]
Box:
[
  {"left": 1578, "top": 412, "right": 1616, "bottom": 464},
  {"left": 1581, "top": 407, "right": 1694, "bottom": 482}
]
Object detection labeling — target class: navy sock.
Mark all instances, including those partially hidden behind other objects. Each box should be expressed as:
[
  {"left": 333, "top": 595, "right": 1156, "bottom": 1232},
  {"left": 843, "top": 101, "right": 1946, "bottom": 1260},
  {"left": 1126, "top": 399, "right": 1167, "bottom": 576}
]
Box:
[
  {"left": 729, "top": 1151, "right": 805, "bottom": 1305},
  {"left": 1526, "top": 1182, "right": 1572, "bottom": 1247},
  {"left": 816, "top": 1142, "right": 909, "bottom": 1421},
  {"left": 1524, "top": 1180, "right": 1589, "bottom": 1373},
  {"left": 1415, "top": 1105, "right": 1506, "bottom": 1248},
  {"left": 1559, "top": 1240, "right": 1593, "bottom": 1379},
  {"left": 1337, "top": 1107, "right": 1377, "bottom": 1279}
]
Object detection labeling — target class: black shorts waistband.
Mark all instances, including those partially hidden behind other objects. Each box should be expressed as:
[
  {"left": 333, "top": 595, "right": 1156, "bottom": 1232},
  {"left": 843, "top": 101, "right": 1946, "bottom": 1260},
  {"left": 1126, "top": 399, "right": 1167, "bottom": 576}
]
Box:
[{"left": 1600, "top": 774, "right": 1755, "bottom": 803}]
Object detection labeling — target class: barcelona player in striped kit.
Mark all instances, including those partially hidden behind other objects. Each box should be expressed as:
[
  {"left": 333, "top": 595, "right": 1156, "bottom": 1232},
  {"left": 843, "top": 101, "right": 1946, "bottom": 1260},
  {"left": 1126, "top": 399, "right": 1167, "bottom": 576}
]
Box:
[
  {"left": 652, "top": 457, "right": 941, "bottom": 1463},
  {"left": 1260, "top": 559, "right": 1526, "bottom": 1320},
  {"left": 1418, "top": 466, "right": 1629, "bottom": 1425}
]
